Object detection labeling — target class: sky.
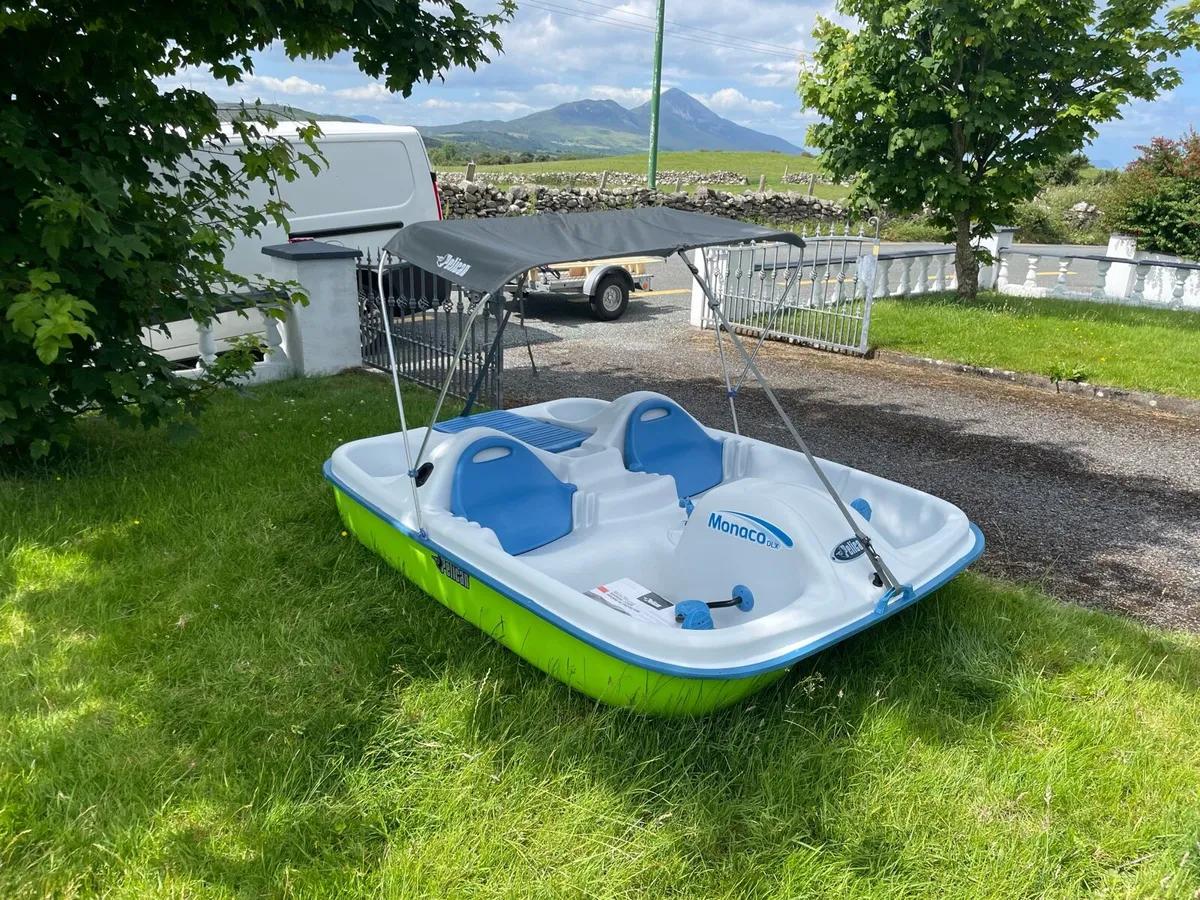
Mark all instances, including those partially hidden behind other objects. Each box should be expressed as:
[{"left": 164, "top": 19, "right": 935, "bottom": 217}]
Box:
[{"left": 168, "top": 0, "right": 1200, "bottom": 167}]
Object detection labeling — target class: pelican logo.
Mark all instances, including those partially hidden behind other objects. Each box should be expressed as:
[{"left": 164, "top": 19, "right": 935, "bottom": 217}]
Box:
[
  {"left": 436, "top": 253, "right": 471, "bottom": 276},
  {"left": 707, "top": 510, "right": 793, "bottom": 551},
  {"left": 831, "top": 537, "right": 866, "bottom": 562},
  {"left": 433, "top": 553, "right": 470, "bottom": 588}
]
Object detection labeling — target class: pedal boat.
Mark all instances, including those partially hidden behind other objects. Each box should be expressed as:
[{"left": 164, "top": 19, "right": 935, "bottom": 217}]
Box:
[{"left": 326, "top": 209, "right": 983, "bottom": 715}]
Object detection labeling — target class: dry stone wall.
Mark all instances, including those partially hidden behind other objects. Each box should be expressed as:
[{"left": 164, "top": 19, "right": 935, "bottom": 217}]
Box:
[
  {"left": 781, "top": 172, "right": 854, "bottom": 187},
  {"left": 440, "top": 181, "right": 845, "bottom": 224},
  {"left": 438, "top": 169, "right": 749, "bottom": 187}
]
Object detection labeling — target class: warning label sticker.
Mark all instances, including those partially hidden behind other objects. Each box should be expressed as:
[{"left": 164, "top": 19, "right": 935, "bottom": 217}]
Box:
[{"left": 585, "top": 577, "right": 676, "bottom": 627}]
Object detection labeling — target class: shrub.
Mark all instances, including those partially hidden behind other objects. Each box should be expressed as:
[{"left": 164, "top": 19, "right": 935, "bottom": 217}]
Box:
[
  {"left": 1036, "top": 152, "right": 1091, "bottom": 186},
  {"left": 880, "top": 216, "right": 948, "bottom": 243},
  {"left": 1108, "top": 130, "right": 1200, "bottom": 260},
  {"left": 1012, "top": 202, "right": 1064, "bottom": 243}
]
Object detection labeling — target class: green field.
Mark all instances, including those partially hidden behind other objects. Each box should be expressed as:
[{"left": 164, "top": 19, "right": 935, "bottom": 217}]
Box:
[
  {"left": 868, "top": 291, "right": 1200, "bottom": 398},
  {"left": 4, "top": 372, "right": 1200, "bottom": 898},
  {"left": 440, "top": 151, "right": 851, "bottom": 201}
]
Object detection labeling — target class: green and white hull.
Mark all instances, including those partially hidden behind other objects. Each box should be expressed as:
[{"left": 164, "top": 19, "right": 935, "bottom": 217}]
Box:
[
  {"left": 332, "top": 483, "right": 783, "bottom": 715},
  {"left": 325, "top": 392, "right": 983, "bottom": 717}
]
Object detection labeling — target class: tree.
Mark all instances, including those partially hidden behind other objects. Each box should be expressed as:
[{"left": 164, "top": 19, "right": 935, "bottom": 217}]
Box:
[
  {"left": 1037, "top": 152, "right": 1091, "bottom": 187},
  {"left": 1, "top": 0, "right": 511, "bottom": 458},
  {"left": 798, "top": 0, "right": 1200, "bottom": 297},
  {"left": 1109, "top": 129, "right": 1200, "bottom": 259}
]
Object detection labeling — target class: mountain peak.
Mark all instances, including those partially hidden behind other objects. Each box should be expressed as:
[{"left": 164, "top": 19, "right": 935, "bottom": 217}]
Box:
[{"left": 418, "top": 89, "right": 802, "bottom": 155}]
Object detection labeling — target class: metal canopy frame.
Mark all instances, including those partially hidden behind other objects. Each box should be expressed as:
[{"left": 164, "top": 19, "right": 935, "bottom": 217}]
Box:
[{"left": 375, "top": 216, "right": 903, "bottom": 594}]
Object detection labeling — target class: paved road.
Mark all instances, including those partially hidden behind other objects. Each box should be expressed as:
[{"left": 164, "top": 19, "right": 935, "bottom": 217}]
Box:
[{"left": 501, "top": 257, "right": 1200, "bottom": 632}]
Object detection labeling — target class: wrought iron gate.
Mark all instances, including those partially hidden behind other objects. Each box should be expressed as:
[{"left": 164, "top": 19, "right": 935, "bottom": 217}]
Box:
[
  {"left": 357, "top": 249, "right": 503, "bottom": 408},
  {"left": 699, "top": 220, "right": 880, "bottom": 355}
]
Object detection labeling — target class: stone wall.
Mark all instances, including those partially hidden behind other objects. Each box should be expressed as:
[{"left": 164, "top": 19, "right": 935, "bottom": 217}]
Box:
[
  {"left": 440, "top": 181, "right": 845, "bottom": 224},
  {"left": 438, "top": 169, "right": 749, "bottom": 187},
  {"left": 781, "top": 172, "right": 853, "bottom": 187}
]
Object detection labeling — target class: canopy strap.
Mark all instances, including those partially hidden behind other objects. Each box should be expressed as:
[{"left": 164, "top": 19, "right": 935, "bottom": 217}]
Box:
[
  {"left": 702, "top": 250, "right": 740, "bottom": 435},
  {"left": 377, "top": 251, "right": 425, "bottom": 536},
  {"left": 520, "top": 291, "right": 539, "bottom": 377},
  {"left": 733, "top": 249, "right": 805, "bottom": 395},
  {"left": 462, "top": 281, "right": 518, "bottom": 418},
  {"left": 679, "top": 250, "right": 901, "bottom": 592}
]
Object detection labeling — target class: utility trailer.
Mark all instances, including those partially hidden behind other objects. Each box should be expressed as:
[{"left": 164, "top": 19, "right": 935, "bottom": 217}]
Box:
[{"left": 522, "top": 256, "right": 657, "bottom": 321}]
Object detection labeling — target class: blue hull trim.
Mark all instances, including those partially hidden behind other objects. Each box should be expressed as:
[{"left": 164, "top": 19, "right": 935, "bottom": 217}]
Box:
[{"left": 324, "top": 459, "right": 985, "bottom": 680}]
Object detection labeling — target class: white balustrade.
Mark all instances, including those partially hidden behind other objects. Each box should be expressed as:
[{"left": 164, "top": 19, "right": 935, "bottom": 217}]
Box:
[
  {"left": 1172, "top": 267, "right": 1189, "bottom": 307},
  {"left": 997, "top": 254, "right": 1010, "bottom": 291},
  {"left": 1130, "top": 264, "right": 1150, "bottom": 304},
  {"left": 1023, "top": 254, "right": 1040, "bottom": 292},
  {"left": 1052, "top": 258, "right": 1070, "bottom": 296},
  {"left": 261, "top": 307, "right": 284, "bottom": 359},
  {"left": 898, "top": 258, "right": 913, "bottom": 295},
  {"left": 197, "top": 320, "right": 217, "bottom": 369},
  {"left": 914, "top": 256, "right": 930, "bottom": 295},
  {"left": 1091, "top": 260, "right": 1112, "bottom": 300},
  {"left": 876, "top": 258, "right": 892, "bottom": 297},
  {"left": 932, "top": 256, "right": 947, "bottom": 292}
]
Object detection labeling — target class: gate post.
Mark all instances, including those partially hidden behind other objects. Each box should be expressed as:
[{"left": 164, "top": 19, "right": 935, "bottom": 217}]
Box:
[{"left": 262, "top": 241, "right": 362, "bottom": 376}]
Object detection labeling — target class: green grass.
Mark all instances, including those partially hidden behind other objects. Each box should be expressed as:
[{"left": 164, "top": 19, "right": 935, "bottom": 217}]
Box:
[
  {"left": 4, "top": 372, "right": 1200, "bottom": 898},
  {"left": 441, "top": 150, "right": 851, "bottom": 201},
  {"left": 868, "top": 291, "right": 1200, "bottom": 398}
]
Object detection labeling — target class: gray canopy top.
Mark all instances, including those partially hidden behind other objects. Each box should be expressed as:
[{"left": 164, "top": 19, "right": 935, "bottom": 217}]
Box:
[{"left": 382, "top": 207, "right": 805, "bottom": 296}]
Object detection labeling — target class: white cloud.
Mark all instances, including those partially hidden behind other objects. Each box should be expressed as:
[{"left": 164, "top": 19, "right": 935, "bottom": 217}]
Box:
[
  {"left": 242, "top": 74, "right": 327, "bottom": 96},
  {"left": 591, "top": 85, "right": 653, "bottom": 105},
  {"left": 335, "top": 83, "right": 393, "bottom": 101},
  {"left": 697, "top": 88, "right": 784, "bottom": 116},
  {"left": 422, "top": 98, "right": 534, "bottom": 115},
  {"left": 747, "top": 60, "right": 801, "bottom": 88}
]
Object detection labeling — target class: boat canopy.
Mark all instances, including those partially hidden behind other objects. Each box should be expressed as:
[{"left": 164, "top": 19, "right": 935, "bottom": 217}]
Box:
[
  {"left": 374, "top": 208, "right": 902, "bottom": 593},
  {"left": 382, "top": 207, "right": 805, "bottom": 296}
]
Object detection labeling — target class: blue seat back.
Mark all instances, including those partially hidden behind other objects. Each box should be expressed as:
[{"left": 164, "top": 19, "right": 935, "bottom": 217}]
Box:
[
  {"left": 623, "top": 398, "right": 724, "bottom": 499},
  {"left": 451, "top": 435, "right": 577, "bottom": 555}
]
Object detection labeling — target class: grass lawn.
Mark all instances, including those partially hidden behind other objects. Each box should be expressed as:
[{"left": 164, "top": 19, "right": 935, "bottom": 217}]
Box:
[
  {"left": 868, "top": 291, "right": 1200, "bottom": 399},
  {"left": 3, "top": 372, "right": 1200, "bottom": 898},
  {"left": 439, "top": 150, "right": 851, "bottom": 201}
]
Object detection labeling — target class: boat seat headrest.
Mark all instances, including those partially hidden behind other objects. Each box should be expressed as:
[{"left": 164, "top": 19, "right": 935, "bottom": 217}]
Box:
[
  {"left": 623, "top": 396, "right": 724, "bottom": 500},
  {"left": 450, "top": 434, "right": 577, "bottom": 555}
]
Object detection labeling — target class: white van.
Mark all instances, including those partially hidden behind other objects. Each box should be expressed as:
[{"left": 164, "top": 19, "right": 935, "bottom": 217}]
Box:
[{"left": 146, "top": 122, "right": 442, "bottom": 362}]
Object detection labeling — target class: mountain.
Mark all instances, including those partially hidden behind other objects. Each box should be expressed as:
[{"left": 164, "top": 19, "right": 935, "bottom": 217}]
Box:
[
  {"left": 214, "top": 102, "right": 361, "bottom": 123},
  {"left": 214, "top": 105, "right": 381, "bottom": 126},
  {"left": 418, "top": 88, "right": 802, "bottom": 155}
]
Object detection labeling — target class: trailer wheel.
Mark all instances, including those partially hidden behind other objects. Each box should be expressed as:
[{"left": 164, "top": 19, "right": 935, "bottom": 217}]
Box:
[{"left": 590, "top": 274, "right": 629, "bottom": 321}]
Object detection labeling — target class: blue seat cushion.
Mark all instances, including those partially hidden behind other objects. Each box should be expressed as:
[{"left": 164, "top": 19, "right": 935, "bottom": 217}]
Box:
[
  {"left": 623, "top": 397, "right": 724, "bottom": 499},
  {"left": 434, "top": 410, "right": 587, "bottom": 453},
  {"left": 451, "top": 435, "right": 577, "bottom": 555}
]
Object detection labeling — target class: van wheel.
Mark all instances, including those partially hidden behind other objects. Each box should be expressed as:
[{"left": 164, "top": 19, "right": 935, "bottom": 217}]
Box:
[{"left": 590, "top": 274, "right": 629, "bottom": 321}]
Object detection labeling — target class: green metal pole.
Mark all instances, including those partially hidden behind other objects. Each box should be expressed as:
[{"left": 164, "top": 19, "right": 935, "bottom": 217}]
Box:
[{"left": 647, "top": 0, "right": 665, "bottom": 189}]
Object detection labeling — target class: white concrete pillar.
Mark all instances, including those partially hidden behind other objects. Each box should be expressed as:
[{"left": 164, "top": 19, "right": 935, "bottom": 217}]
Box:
[
  {"left": 690, "top": 247, "right": 728, "bottom": 328},
  {"left": 1104, "top": 233, "right": 1140, "bottom": 299},
  {"left": 262, "top": 241, "right": 363, "bottom": 377},
  {"left": 979, "top": 225, "right": 1016, "bottom": 290}
]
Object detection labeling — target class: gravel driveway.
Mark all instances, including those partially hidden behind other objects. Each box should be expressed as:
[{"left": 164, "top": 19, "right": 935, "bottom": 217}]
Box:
[{"left": 501, "top": 257, "right": 1200, "bottom": 632}]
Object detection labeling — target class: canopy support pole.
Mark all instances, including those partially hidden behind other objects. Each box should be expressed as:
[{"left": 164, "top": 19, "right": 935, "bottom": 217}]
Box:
[
  {"left": 377, "top": 251, "right": 426, "bottom": 536},
  {"left": 678, "top": 250, "right": 901, "bottom": 592},
  {"left": 413, "top": 290, "right": 495, "bottom": 469}
]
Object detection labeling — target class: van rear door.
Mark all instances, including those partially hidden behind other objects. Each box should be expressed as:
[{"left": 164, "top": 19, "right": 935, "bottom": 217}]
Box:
[{"left": 282, "top": 129, "right": 438, "bottom": 244}]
